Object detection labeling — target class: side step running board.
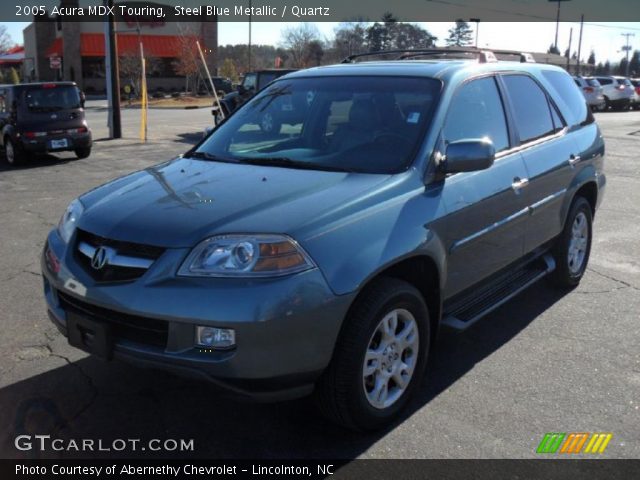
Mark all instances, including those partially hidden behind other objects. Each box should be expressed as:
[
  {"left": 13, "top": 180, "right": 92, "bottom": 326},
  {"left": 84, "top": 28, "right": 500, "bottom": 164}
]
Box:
[{"left": 442, "top": 253, "right": 556, "bottom": 331}]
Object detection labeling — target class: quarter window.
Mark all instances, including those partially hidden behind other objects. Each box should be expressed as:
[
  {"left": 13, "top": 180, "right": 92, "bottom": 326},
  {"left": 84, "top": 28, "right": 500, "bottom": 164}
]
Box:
[
  {"left": 543, "top": 70, "right": 591, "bottom": 127},
  {"left": 502, "top": 75, "right": 555, "bottom": 144},
  {"left": 443, "top": 76, "right": 509, "bottom": 153}
]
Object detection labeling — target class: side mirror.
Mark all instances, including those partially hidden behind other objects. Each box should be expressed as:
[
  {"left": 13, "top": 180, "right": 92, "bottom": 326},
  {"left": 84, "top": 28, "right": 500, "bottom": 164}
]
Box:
[
  {"left": 441, "top": 139, "right": 495, "bottom": 174},
  {"left": 237, "top": 84, "right": 246, "bottom": 94}
]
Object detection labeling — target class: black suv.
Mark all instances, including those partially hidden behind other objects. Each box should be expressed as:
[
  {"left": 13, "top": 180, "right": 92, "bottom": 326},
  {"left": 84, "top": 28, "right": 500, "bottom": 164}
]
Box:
[
  {"left": 0, "top": 82, "right": 92, "bottom": 166},
  {"left": 212, "top": 69, "right": 296, "bottom": 126}
]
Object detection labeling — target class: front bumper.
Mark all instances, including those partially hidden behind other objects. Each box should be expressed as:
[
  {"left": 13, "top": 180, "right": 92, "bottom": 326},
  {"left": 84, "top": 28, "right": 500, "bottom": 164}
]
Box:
[
  {"left": 20, "top": 131, "right": 92, "bottom": 154},
  {"left": 42, "top": 229, "right": 354, "bottom": 401}
]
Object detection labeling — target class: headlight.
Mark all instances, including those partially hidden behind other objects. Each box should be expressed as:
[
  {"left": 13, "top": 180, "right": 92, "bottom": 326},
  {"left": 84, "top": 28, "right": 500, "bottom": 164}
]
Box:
[
  {"left": 178, "top": 234, "right": 316, "bottom": 278},
  {"left": 57, "top": 199, "right": 84, "bottom": 243}
]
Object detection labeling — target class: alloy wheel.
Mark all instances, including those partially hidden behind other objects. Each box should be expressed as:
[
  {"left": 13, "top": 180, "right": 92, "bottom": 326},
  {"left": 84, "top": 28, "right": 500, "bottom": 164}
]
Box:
[{"left": 362, "top": 308, "right": 419, "bottom": 409}]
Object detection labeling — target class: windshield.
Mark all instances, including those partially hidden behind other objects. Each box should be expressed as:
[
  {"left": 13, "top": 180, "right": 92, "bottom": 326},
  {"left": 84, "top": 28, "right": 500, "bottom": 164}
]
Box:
[
  {"left": 24, "top": 86, "right": 81, "bottom": 112},
  {"left": 195, "top": 76, "right": 441, "bottom": 174}
]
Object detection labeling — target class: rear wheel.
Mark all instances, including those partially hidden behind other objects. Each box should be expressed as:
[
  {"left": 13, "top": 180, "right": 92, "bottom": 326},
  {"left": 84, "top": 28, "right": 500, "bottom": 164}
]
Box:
[
  {"left": 4, "top": 136, "right": 26, "bottom": 166},
  {"left": 551, "top": 197, "right": 593, "bottom": 288},
  {"left": 603, "top": 96, "right": 610, "bottom": 111},
  {"left": 75, "top": 147, "right": 91, "bottom": 159},
  {"left": 315, "top": 277, "right": 430, "bottom": 431}
]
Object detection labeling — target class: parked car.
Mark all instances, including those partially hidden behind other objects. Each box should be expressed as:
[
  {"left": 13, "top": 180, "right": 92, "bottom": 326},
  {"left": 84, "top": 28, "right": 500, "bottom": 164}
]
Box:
[
  {"left": 43, "top": 52, "right": 605, "bottom": 431},
  {"left": 0, "top": 82, "right": 92, "bottom": 166},
  {"left": 630, "top": 78, "right": 640, "bottom": 109},
  {"left": 594, "top": 75, "right": 634, "bottom": 110},
  {"left": 204, "top": 76, "right": 234, "bottom": 96},
  {"left": 573, "top": 76, "right": 605, "bottom": 111},
  {"left": 211, "top": 69, "right": 297, "bottom": 128}
]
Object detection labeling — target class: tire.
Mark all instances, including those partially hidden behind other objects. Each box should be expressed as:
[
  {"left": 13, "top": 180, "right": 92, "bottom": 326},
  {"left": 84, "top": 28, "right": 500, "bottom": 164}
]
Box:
[
  {"left": 315, "top": 277, "right": 430, "bottom": 431},
  {"left": 259, "top": 112, "right": 281, "bottom": 134},
  {"left": 603, "top": 96, "right": 610, "bottom": 111},
  {"left": 75, "top": 147, "right": 91, "bottom": 159},
  {"left": 550, "top": 197, "right": 593, "bottom": 288},
  {"left": 4, "top": 136, "right": 26, "bottom": 166}
]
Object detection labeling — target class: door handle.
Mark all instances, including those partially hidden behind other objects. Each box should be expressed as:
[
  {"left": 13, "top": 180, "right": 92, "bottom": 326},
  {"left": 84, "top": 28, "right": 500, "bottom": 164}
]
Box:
[
  {"left": 568, "top": 154, "right": 581, "bottom": 166},
  {"left": 512, "top": 177, "right": 529, "bottom": 191}
]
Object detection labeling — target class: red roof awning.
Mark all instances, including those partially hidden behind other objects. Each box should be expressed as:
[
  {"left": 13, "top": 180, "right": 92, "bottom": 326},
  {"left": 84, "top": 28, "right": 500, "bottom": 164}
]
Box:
[{"left": 45, "top": 34, "right": 200, "bottom": 59}]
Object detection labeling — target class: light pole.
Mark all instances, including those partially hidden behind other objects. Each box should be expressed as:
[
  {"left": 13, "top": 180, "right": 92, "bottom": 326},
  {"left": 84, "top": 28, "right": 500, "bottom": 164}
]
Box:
[
  {"left": 549, "top": 0, "right": 571, "bottom": 52},
  {"left": 621, "top": 33, "right": 635, "bottom": 77},
  {"left": 470, "top": 18, "right": 480, "bottom": 48},
  {"left": 248, "top": 0, "right": 252, "bottom": 71}
]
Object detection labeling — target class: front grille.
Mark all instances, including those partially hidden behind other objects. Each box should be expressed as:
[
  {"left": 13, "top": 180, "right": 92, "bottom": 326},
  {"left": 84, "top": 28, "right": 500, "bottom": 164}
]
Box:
[
  {"left": 75, "top": 229, "right": 165, "bottom": 282},
  {"left": 57, "top": 290, "right": 169, "bottom": 348}
]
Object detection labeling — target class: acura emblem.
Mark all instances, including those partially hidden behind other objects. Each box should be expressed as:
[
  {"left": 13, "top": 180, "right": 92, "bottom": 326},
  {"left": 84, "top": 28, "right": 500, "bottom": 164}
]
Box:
[{"left": 91, "top": 246, "right": 109, "bottom": 270}]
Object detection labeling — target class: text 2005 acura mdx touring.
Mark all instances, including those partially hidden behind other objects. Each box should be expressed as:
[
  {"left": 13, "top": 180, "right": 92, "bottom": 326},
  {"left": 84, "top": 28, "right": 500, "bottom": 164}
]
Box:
[{"left": 42, "top": 50, "right": 605, "bottom": 430}]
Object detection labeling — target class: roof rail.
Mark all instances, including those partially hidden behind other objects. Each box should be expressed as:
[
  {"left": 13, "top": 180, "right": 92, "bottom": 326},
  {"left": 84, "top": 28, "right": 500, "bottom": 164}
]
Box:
[{"left": 341, "top": 47, "right": 534, "bottom": 64}]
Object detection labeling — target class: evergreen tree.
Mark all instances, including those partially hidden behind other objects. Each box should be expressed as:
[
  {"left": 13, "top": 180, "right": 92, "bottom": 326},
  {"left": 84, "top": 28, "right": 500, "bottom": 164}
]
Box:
[
  {"left": 547, "top": 44, "right": 561, "bottom": 55},
  {"left": 587, "top": 50, "right": 596, "bottom": 65},
  {"left": 629, "top": 50, "right": 640, "bottom": 77},
  {"left": 446, "top": 20, "right": 474, "bottom": 47}
]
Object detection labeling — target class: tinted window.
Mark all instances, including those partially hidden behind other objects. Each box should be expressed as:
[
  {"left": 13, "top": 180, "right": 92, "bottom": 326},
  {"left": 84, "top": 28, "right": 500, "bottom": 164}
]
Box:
[
  {"left": 542, "top": 70, "right": 590, "bottom": 127},
  {"left": 502, "top": 75, "right": 555, "bottom": 143},
  {"left": 197, "top": 76, "right": 441, "bottom": 174},
  {"left": 586, "top": 78, "right": 601, "bottom": 87},
  {"left": 597, "top": 77, "right": 612, "bottom": 85},
  {"left": 443, "top": 76, "right": 509, "bottom": 152},
  {"left": 574, "top": 79, "right": 581, "bottom": 87}
]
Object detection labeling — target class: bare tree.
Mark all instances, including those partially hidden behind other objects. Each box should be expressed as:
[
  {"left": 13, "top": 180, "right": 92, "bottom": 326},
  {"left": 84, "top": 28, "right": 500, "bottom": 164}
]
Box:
[
  {"left": 118, "top": 48, "right": 160, "bottom": 96},
  {"left": 280, "top": 24, "right": 322, "bottom": 68},
  {"left": 172, "top": 30, "right": 200, "bottom": 92},
  {"left": 0, "top": 25, "right": 14, "bottom": 54}
]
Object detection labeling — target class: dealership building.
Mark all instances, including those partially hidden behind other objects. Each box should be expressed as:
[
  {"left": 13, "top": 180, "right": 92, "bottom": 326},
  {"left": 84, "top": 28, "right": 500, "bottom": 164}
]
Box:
[{"left": 23, "top": 1, "right": 217, "bottom": 93}]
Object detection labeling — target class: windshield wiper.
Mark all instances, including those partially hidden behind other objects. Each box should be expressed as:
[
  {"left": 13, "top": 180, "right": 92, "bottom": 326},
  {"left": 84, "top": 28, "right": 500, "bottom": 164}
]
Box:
[
  {"left": 186, "top": 151, "right": 239, "bottom": 164},
  {"left": 236, "top": 156, "right": 355, "bottom": 173}
]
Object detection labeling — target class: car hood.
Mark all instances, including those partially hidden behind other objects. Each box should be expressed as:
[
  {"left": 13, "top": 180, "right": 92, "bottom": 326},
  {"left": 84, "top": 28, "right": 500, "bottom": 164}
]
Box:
[{"left": 77, "top": 157, "right": 392, "bottom": 248}]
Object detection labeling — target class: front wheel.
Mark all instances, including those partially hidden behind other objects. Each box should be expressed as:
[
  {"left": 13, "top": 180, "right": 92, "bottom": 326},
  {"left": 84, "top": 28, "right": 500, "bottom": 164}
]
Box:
[
  {"left": 550, "top": 197, "right": 593, "bottom": 288},
  {"left": 315, "top": 277, "right": 430, "bottom": 431}
]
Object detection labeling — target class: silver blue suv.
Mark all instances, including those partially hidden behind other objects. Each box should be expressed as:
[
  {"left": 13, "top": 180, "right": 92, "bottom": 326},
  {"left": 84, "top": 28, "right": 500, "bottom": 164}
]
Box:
[{"left": 42, "top": 49, "right": 605, "bottom": 430}]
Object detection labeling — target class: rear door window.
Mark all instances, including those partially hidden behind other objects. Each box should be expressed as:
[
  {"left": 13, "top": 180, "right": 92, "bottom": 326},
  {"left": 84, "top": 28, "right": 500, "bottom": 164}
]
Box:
[
  {"left": 443, "top": 76, "right": 510, "bottom": 153},
  {"left": 597, "top": 77, "right": 612, "bottom": 85},
  {"left": 501, "top": 75, "right": 556, "bottom": 144}
]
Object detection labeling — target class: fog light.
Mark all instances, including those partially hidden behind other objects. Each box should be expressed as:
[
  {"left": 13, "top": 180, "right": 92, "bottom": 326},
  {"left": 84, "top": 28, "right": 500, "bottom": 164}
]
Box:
[{"left": 196, "top": 326, "right": 236, "bottom": 349}]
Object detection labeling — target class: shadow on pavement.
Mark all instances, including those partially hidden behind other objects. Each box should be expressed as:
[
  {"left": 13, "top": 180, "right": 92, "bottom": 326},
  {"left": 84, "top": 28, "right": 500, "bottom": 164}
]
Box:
[
  {"left": 0, "top": 282, "right": 567, "bottom": 460},
  {"left": 0, "top": 154, "right": 76, "bottom": 172}
]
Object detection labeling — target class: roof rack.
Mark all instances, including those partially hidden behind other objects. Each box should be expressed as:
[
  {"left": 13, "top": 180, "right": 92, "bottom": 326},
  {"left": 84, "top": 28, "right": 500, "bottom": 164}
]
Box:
[{"left": 341, "top": 47, "right": 535, "bottom": 64}]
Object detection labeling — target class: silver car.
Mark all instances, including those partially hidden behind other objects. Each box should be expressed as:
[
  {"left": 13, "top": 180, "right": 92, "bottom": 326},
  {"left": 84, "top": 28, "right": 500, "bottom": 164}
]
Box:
[
  {"left": 573, "top": 76, "right": 605, "bottom": 111},
  {"left": 595, "top": 75, "right": 634, "bottom": 110}
]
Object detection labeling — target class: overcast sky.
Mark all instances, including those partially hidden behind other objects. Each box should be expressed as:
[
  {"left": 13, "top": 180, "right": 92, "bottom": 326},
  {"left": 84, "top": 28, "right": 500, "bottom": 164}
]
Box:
[{"left": 3, "top": 21, "right": 639, "bottom": 64}]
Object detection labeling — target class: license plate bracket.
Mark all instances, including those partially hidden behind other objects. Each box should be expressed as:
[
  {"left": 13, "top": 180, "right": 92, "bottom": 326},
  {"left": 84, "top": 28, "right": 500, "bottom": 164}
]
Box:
[{"left": 66, "top": 312, "right": 113, "bottom": 360}]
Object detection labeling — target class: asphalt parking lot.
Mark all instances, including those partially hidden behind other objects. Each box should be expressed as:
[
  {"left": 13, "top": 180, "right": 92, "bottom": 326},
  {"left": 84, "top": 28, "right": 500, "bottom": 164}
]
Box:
[{"left": 0, "top": 107, "right": 638, "bottom": 460}]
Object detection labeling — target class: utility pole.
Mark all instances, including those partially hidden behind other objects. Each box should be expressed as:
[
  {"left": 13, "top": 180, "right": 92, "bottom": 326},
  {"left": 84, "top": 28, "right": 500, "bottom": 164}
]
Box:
[
  {"left": 470, "top": 18, "right": 480, "bottom": 49},
  {"left": 621, "top": 33, "right": 635, "bottom": 77},
  {"left": 576, "top": 15, "right": 584, "bottom": 76},
  {"left": 105, "top": 0, "right": 121, "bottom": 138},
  {"left": 248, "top": 0, "right": 252, "bottom": 71},
  {"left": 566, "top": 27, "right": 572, "bottom": 72},
  {"left": 549, "top": 0, "right": 571, "bottom": 51}
]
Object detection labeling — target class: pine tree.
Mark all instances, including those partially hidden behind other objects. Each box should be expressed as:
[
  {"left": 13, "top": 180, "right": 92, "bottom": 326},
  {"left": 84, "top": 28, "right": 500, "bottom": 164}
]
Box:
[
  {"left": 587, "top": 50, "right": 596, "bottom": 65},
  {"left": 629, "top": 50, "right": 640, "bottom": 77},
  {"left": 547, "top": 44, "right": 560, "bottom": 55},
  {"left": 446, "top": 20, "right": 473, "bottom": 47}
]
